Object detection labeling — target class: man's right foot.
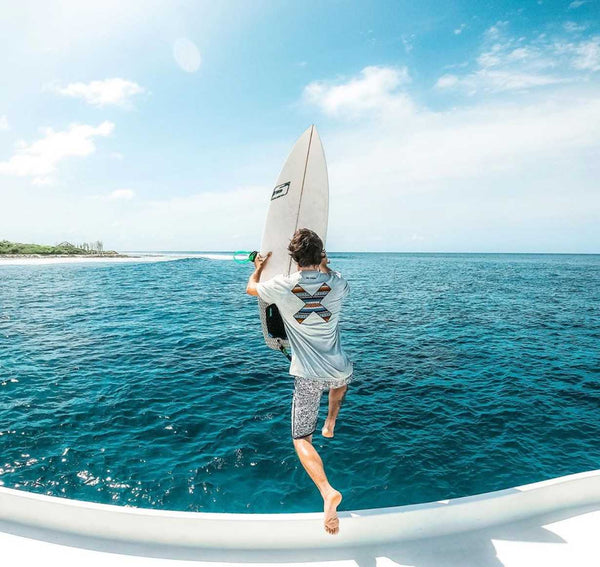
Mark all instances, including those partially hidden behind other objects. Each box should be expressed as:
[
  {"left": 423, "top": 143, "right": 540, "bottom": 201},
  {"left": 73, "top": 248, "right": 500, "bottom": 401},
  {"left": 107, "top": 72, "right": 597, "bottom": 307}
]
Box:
[
  {"left": 322, "top": 419, "right": 335, "bottom": 438},
  {"left": 323, "top": 489, "right": 342, "bottom": 534}
]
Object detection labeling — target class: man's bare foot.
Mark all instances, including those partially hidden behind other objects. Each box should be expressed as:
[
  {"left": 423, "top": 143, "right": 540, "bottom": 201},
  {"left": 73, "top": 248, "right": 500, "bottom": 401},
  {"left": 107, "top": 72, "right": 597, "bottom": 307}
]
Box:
[
  {"left": 322, "top": 419, "right": 335, "bottom": 438},
  {"left": 323, "top": 489, "right": 342, "bottom": 535}
]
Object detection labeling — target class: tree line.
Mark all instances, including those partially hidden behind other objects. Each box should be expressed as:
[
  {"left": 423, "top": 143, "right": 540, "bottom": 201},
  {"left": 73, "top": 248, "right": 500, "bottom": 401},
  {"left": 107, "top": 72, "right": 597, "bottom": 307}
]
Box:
[{"left": 0, "top": 240, "right": 114, "bottom": 255}]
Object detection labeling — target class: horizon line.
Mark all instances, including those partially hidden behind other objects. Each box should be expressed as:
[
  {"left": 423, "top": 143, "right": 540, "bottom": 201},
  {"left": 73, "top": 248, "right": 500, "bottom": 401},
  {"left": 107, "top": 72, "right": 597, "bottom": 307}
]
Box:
[{"left": 124, "top": 250, "right": 600, "bottom": 255}]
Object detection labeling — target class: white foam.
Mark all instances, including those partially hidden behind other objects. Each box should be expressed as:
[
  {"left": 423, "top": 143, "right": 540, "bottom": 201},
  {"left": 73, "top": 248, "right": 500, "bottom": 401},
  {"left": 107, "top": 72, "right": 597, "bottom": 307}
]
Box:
[
  {"left": 193, "top": 253, "right": 234, "bottom": 261},
  {"left": 0, "top": 252, "right": 240, "bottom": 266},
  {"left": 0, "top": 255, "right": 182, "bottom": 266}
]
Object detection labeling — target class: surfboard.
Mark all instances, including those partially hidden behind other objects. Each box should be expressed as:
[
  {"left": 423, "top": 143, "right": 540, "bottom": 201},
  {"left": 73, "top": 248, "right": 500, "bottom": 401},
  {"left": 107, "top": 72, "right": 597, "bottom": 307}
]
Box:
[{"left": 258, "top": 125, "right": 329, "bottom": 352}]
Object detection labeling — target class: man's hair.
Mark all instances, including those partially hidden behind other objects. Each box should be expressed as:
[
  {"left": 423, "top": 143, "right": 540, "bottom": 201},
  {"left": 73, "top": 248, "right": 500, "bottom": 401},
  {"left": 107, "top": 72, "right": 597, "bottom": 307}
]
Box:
[{"left": 288, "top": 228, "right": 324, "bottom": 267}]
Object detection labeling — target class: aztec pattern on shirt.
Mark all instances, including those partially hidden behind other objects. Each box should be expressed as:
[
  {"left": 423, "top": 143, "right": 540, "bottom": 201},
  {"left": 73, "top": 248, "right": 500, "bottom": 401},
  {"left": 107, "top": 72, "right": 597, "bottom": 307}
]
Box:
[{"left": 291, "top": 283, "right": 332, "bottom": 323}]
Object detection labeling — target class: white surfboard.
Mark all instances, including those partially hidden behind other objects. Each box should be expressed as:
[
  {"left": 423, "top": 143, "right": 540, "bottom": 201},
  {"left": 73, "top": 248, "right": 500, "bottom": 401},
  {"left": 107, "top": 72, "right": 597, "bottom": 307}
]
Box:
[{"left": 258, "top": 125, "right": 329, "bottom": 351}]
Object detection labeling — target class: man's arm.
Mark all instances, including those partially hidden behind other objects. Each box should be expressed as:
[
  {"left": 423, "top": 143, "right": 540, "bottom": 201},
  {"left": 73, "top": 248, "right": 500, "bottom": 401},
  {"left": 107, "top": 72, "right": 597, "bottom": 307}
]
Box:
[{"left": 246, "top": 252, "right": 272, "bottom": 296}]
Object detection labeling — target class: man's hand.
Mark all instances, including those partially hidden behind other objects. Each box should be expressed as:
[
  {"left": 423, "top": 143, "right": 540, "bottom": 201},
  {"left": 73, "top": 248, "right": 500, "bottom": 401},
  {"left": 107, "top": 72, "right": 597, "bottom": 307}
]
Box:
[
  {"left": 253, "top": 252, "right": 272, "bottom": 272},
  {"left": 246, "top": 252, "right": 271, "bottom": 296},
  {"left": 319, "top": 250, "right": 331, "bottom": 274}
]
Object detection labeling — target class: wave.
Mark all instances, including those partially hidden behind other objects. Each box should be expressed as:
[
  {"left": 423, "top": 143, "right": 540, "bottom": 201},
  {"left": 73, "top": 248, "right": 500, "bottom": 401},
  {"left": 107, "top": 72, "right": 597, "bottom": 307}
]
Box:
[{"left": 193, "top": 253, "right": 234, "bottom": 261}]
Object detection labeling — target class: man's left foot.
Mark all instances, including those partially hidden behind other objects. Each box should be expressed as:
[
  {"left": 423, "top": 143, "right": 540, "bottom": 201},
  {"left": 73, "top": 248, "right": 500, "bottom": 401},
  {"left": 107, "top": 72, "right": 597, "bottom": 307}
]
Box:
[{"left": 323, "top": 489, "right": 342, "bottom": 535}]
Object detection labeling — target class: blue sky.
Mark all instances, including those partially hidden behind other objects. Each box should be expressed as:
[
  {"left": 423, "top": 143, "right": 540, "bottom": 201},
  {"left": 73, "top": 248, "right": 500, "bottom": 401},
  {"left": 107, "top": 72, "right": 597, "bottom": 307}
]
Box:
[{"left": 1, "top": 0, "right": 598, "bottom": 252}]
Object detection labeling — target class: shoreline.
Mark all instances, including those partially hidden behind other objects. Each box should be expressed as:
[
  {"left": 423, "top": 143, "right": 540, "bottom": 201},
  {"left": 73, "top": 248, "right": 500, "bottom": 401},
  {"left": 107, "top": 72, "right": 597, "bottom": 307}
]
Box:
[
  {"left": 0, "top": 253, "right": 132, "bottom": 259},
  {"left": 0, "top": 254, "right": 183, "bottom": 266}
]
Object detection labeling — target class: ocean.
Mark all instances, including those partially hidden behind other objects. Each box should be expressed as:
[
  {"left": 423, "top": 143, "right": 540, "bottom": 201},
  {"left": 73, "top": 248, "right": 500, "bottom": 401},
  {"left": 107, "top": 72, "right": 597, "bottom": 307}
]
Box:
[{"left": 1, "top": 253, "right": 599, "bottom": 513}]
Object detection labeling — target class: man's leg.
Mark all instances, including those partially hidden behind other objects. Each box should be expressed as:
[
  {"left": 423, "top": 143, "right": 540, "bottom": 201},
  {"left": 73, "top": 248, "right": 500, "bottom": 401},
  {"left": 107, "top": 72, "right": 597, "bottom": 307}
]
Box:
[
  {"left": 293, "top": 435, "right": 342, "bottom": 535},
  {"left": 322, "top": 384, "right": 348, "bottom": 438},
  {"left": 291, "top": 377, "right": 342, "bottom": 535}
]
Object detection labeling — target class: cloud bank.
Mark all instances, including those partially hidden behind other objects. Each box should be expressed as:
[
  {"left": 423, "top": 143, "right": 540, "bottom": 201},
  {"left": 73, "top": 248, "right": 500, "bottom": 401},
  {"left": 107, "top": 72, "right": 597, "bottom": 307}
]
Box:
[{"left": 300, "top": 23, "right": 599, "bottom": 252}]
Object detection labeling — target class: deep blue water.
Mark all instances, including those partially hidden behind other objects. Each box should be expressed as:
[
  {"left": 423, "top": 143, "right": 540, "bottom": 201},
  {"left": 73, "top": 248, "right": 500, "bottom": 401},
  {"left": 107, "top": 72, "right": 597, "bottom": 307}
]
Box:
[{"left": 1, "top": 253, "right": 599, "bottom": 514}]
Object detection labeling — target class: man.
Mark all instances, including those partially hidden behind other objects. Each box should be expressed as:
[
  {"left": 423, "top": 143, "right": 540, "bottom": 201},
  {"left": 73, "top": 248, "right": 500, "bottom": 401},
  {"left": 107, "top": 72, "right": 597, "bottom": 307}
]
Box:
[{"left": 246, "top": 228, "right": 353, "bottom": 535}]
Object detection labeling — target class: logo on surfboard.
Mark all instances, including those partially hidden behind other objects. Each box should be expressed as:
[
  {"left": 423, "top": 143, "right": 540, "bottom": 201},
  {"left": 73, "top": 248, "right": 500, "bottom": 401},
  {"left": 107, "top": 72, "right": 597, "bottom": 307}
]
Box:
[{"left": 271, "top": 182, "right": 290, "bottom": 200}]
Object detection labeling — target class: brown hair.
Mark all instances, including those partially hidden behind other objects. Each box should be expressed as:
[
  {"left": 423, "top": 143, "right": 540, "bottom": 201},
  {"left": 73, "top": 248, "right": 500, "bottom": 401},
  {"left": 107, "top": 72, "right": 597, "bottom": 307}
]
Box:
[{"left": 288, "top": 228, "right": 324, "bottom": 267}]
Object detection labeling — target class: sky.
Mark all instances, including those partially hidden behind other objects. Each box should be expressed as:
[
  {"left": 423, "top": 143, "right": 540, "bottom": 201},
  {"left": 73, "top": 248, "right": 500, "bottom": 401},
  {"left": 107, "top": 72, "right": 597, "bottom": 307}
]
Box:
[{"left": 0, "top": 0, "right": 598, "bottom": 253}]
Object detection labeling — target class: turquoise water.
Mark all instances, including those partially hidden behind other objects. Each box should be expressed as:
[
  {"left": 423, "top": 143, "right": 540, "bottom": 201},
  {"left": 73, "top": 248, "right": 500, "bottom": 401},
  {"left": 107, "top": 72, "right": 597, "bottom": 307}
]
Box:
[{"left": 1, "top": 253, "right": 599, "bottom": 513}]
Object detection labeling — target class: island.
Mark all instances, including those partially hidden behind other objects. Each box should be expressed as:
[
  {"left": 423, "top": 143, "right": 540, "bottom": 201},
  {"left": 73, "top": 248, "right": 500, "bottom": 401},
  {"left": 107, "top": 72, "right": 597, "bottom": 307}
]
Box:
[{"left": 0, "top": 240, "right": 128, "bottom": 258}]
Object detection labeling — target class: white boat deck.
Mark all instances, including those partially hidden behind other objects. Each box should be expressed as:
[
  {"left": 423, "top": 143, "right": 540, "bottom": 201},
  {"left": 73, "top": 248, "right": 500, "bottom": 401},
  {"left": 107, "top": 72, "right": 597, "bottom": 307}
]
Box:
[{"left": 2, "top": 470, "right": 600, "bottom": 567}]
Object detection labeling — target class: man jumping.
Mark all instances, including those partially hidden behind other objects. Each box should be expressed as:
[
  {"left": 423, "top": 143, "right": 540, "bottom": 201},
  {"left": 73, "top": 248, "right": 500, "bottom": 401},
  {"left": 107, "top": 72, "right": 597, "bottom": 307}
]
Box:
[{"left": 245, "top": 228, "right": 353, "bottom": 535}]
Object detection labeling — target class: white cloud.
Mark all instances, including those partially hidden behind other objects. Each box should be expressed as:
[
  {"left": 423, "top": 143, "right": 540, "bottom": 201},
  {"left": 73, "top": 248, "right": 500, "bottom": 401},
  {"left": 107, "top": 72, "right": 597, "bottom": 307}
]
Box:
[
  {"left": 108, "top": 189, "right": 135, "bottom": 200},
  {"left": 50, "top": 78, "right": 145, "bottom": 107},
  {"left": 438, "top": 69, "right": 567, "bottom": 94},
  {"left": 564, "top": 21, "right": 587, "bottom": 33},
  {"left": 302, "top": 57, "right": 600, "bottom": 252},
  {"left": 572, "top": 37, "right": 600, "bottom": 71},
  {"left": 436, "top": 24, "right": 599, "bottom": 95},
  {"left": 454, "top": 24, "right": 466, "bottom": 35},
  {"left": 0, "top": 115, "right": 8, "bottom": 130},
  {"left": 303, "top": 66, "right": 413, "bottom": 118},
  {"left": 322, "top": 93, "right": 600, "bottom": 252},
  {"left": 553, "top": 36, "right": 600, "bottom": 72},
  {"left": 484, "top": 21, "right": 509, "bottom": 41},
  {"left": 326, "top": 94, "right": 599, "bottom": 185},
  {"left": 173, "top": 38, "right": 202, "bottom": 73},
  {"left": 401, "top": 34, "right": 414, "bottom": 53},
  {"left": 32, "top": 176, "right": 54, "bottom": 186},
  {"left": 507, "top": 47, "right": 533, "bottom": 61},
  {"left": 436, "top": 74, "right": 460, "bottom": 88},
  {"left": 476, "top": 51, "right": 502, "bottom": 69},
  {"left": 0, "top": 121, "right": 114, "bottom": 185},
  {"left": 568, "top": 0, "right": 586, "bottom": 8}
]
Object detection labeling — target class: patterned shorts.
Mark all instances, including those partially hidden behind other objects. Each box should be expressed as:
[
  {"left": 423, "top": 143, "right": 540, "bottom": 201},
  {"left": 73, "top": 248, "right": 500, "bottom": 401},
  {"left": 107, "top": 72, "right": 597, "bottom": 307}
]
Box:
[{"left": 291, "top": 374, "right": 353, "bottom": 439}]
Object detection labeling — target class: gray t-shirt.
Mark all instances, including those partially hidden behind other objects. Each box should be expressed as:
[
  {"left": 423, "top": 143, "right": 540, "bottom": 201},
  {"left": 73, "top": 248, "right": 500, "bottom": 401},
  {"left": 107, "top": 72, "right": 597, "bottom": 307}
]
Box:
[{"left": 257, "top": 269, "right": 353, "bottom": 380}]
